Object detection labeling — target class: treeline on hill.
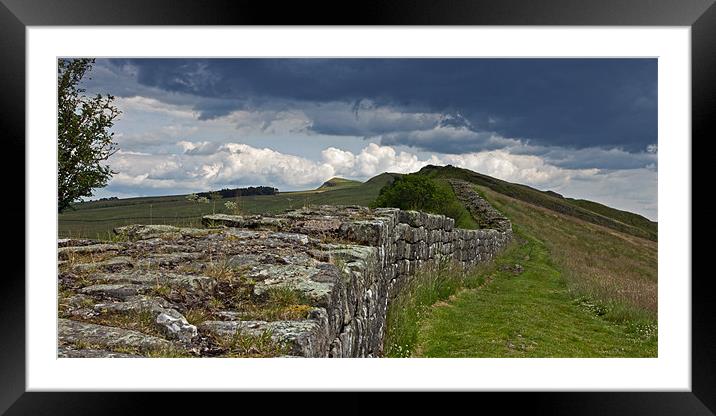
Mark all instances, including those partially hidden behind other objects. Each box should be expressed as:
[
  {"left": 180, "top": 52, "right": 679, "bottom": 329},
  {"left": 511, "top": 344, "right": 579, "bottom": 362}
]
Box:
[{"left": 197, "top": 186, "right": 279, "bottom": 199}]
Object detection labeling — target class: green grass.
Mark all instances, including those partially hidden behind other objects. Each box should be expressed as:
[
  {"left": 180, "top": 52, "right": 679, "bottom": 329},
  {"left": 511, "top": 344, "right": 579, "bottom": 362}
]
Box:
[
  {"left": 384, "top": 258, "right": 490, "bottom": 357},
  {"left": 410, "top": 227, "right": 657, "bottom": 357}
]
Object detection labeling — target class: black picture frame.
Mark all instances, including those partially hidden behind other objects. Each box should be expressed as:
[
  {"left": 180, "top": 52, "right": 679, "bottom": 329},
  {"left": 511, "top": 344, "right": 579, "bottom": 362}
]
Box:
[{"left": 1, "top": 0, "right": 711, "bottom": 414}]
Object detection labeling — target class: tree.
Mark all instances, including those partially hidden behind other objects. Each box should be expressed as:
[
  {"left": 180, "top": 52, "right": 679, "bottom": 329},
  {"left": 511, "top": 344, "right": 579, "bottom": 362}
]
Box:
[
  {"left": 371, "top": 174, "right": 473, "bottom": 227},
  {"left": 58, "top": 58, "right": 121, "bottom": 212},
  {"left": 372, "top": 174, "right": 451, "bottom": 212}
]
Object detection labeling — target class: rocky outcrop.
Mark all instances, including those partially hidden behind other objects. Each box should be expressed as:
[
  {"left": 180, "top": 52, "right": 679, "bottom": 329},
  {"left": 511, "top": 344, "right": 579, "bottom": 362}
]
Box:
[{"left": 58, "top": 185, "right": 511, "bottom": 358}]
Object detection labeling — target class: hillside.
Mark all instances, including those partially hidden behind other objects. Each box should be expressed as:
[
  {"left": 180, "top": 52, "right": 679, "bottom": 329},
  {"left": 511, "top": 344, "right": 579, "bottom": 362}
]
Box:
[{"left": 416, "top": 165, "right": 657, "bottom": 241}]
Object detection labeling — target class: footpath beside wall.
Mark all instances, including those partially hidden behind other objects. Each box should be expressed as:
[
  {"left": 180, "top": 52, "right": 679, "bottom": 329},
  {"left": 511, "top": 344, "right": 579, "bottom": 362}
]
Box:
[{"left": 57, "top": 182, "right": 511, "bottom": 358}]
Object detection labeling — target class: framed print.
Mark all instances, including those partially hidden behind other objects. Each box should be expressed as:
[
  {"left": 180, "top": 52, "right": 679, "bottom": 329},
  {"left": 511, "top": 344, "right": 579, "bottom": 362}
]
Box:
[{"left": 2, "top": 0, "right": 712, "bottom": 414}]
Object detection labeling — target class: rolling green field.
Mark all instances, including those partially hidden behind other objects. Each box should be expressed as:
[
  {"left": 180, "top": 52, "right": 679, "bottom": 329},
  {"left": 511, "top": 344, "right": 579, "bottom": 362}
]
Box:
[{"left": 59, "top": 166, "right": 657, "bottom": 357}]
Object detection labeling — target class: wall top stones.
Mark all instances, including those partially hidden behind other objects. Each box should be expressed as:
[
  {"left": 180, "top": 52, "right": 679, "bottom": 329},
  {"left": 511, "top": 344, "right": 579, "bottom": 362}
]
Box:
[{"left": 449, "top": 179, "right": 512, "bottom": 233}]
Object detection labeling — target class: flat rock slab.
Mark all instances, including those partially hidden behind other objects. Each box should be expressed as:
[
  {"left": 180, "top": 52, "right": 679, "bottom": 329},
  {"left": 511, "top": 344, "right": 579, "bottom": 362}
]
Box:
[
  {"left": 198, "top": 319, "right": 326, "bottom": 357},
  {"left": 93, "top": 295, "right": 174, "bottom": 314},
  {"left": 114, "top": 224, "right": 218, "bottom": 241},
  {"left": 79, "top": 283, "right": 149, "bottom": 300},
  {"left": 58, "top": 346, "right": 141, "bottom": 358},
  {"left": 72, "top": 256, "right": 134, "bottom": 273},
  {"left": 58, "top": 239, "right": 102, "bottom": 248},
  {"left": 58, "top": 243, "right": 125, "bottom": 259},
  {"left": 202, "top": 214, "right": 289, "bottom": 230},
  {"left": 58, "top": 318, "right": 173, "bottom": 353},
  {"left": 137, "top": 252, "right": 204, "bottom": 267}
]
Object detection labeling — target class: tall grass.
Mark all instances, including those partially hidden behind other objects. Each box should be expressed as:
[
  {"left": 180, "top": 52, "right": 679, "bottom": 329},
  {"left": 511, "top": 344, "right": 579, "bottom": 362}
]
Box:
[
  {"left": 383, "top": 256, "right": 494, "bottom": 357},
  {"left": 480, "top": 185, "right": 657, "bottom": 322}
]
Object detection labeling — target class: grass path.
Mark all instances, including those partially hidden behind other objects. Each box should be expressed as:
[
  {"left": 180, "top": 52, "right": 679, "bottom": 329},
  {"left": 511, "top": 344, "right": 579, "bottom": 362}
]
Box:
[{"left": 413, "top": 228, "right": 657, "bottom": 357}]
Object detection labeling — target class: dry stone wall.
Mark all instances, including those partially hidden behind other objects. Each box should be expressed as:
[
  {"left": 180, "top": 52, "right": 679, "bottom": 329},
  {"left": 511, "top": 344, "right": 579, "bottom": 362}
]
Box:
[{"left": 57, "top": 183, "right": 511, "bottom": 358}]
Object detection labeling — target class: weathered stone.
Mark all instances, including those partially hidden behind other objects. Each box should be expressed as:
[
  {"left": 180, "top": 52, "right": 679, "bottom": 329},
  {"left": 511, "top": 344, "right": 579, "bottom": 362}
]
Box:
[
  {"left": 198, "top": 319, "right": 329, "bottom": 357},
  {"left": 72, "top": 256, "right": 134, "bottom": 273},
  {"left": 58, "top": 239, "right": 100, "bottom": 248},
  {"left": 449, "top": 179, "right": 513, "bottom": 233},
  {"left": 114, "top": 224, "right": 181, "bottom": 240},
  {"left": 93, "top": 295, "right": 174, "bottom": 314},
  {"left": 58, "top": 243, "right": 124, "bottom": 260},
  {"left": 137, "top": 252, "right": 203, "bottom": 267},
  {"left": 58, "top": 346, "right": 141, "bottom": 358},
  {"left": 166, "top": 275, "right": 216, "bottom": 299},
  {"left": 156, "top": 309, "right": 198, "bottom": 342},
  {"left": 202, "top": 214, "right": 289, "bottom": 230},
  {"left": 79, "top": 283, "right": 148, "bottom": 300},
  {"left": 58, "top": 318, "right": 173, "bottom": 352},
  {"left": 251, "top": 264, "right": 322, "bottom": 296},
  {"left": 398, "top": 210, "right": 424, "bottom": 227}
]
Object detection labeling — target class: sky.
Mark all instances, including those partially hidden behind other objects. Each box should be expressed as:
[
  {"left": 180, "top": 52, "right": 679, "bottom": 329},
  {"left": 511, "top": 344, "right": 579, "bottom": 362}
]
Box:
[{"left": 80, "top": 58, "right": 658, "bottom": 220}]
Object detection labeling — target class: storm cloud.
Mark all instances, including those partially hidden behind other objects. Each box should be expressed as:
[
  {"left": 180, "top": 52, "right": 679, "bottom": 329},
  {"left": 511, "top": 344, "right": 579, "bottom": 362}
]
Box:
[
  {"left": 91, "top": 58, "right": 657, "bottom": 152},
  {"left": 81, "top": 58, "right": 658, "bottom": 219}
]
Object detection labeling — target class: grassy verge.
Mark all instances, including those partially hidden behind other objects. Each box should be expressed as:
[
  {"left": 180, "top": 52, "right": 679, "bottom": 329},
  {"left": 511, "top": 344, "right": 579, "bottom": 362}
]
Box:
[
  {"left": 383, "top": 257, "right": 493, "bottom": 357},
  {"left": 412, "top": 228, "right": 657, "bottom": 357}
]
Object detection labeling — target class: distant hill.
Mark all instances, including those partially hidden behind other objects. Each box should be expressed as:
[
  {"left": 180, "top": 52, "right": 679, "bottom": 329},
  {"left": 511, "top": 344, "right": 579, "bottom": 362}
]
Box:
[
  {"left": 416, "top": 164, "right": 657, "bottom": 241},
  {"left": 365, "top": 172, "right": 402, "bottom": 188},
  {"left": 317, "top": 177, "right": 362, "bottom": 190}
]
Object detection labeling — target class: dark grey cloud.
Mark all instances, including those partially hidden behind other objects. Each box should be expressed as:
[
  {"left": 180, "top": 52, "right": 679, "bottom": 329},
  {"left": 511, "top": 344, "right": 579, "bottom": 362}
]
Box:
[
  {"left": 380, "top": 126, "right": 521, "bottom": 154},
  {"left": 529, "top": 146, "right": 658, "bottom": 170},
  {"left": 92, "top": 58, "right": 657, "bottom": 153}
]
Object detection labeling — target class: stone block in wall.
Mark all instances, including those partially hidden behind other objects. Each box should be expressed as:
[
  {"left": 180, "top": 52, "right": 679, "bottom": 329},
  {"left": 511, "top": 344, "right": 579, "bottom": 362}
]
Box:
[
  {"left": 395, "top": 223, "right": 410, "bottom": 240},
  {"left": 399, "top": 241, "right": 409, "bottom": 259},
  {"left": 339, "top": 221, "right": 384, "bottom": 246},
  {"left": 398, "top": 210, "right": 427, "bottom": 228},
  {"left": 395, "top": 239, "right": 406, "bottom": 259},
  {"left": 405, "top": 228, "right": 417, "bottom": 244},
  {"left": 444, "top": 217, "right": 454, "bottom": 231},
  {"left": 407, "top": 243, "right": 418, "bottom": 260},
  {"left": 425, "top": 214, "right": 440, "bottom": 230},
  {"left": 374, "top": 207, "right": 400, "bottom": 217},
  {"left": 429, "top": 229, "right": 440, "bottom": 244},
  {"left": 419, "top": 241, "right": 429, "bottom": 259}
]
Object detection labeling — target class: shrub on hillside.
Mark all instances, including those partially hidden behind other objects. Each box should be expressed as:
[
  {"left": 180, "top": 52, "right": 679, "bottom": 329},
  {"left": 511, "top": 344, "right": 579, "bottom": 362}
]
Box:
[
  {"left": 371, "top": 174, "right": 450, "bottom": 212},
  {"left": 371, "top": 174, "right": 476, "bottom": 228}
]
